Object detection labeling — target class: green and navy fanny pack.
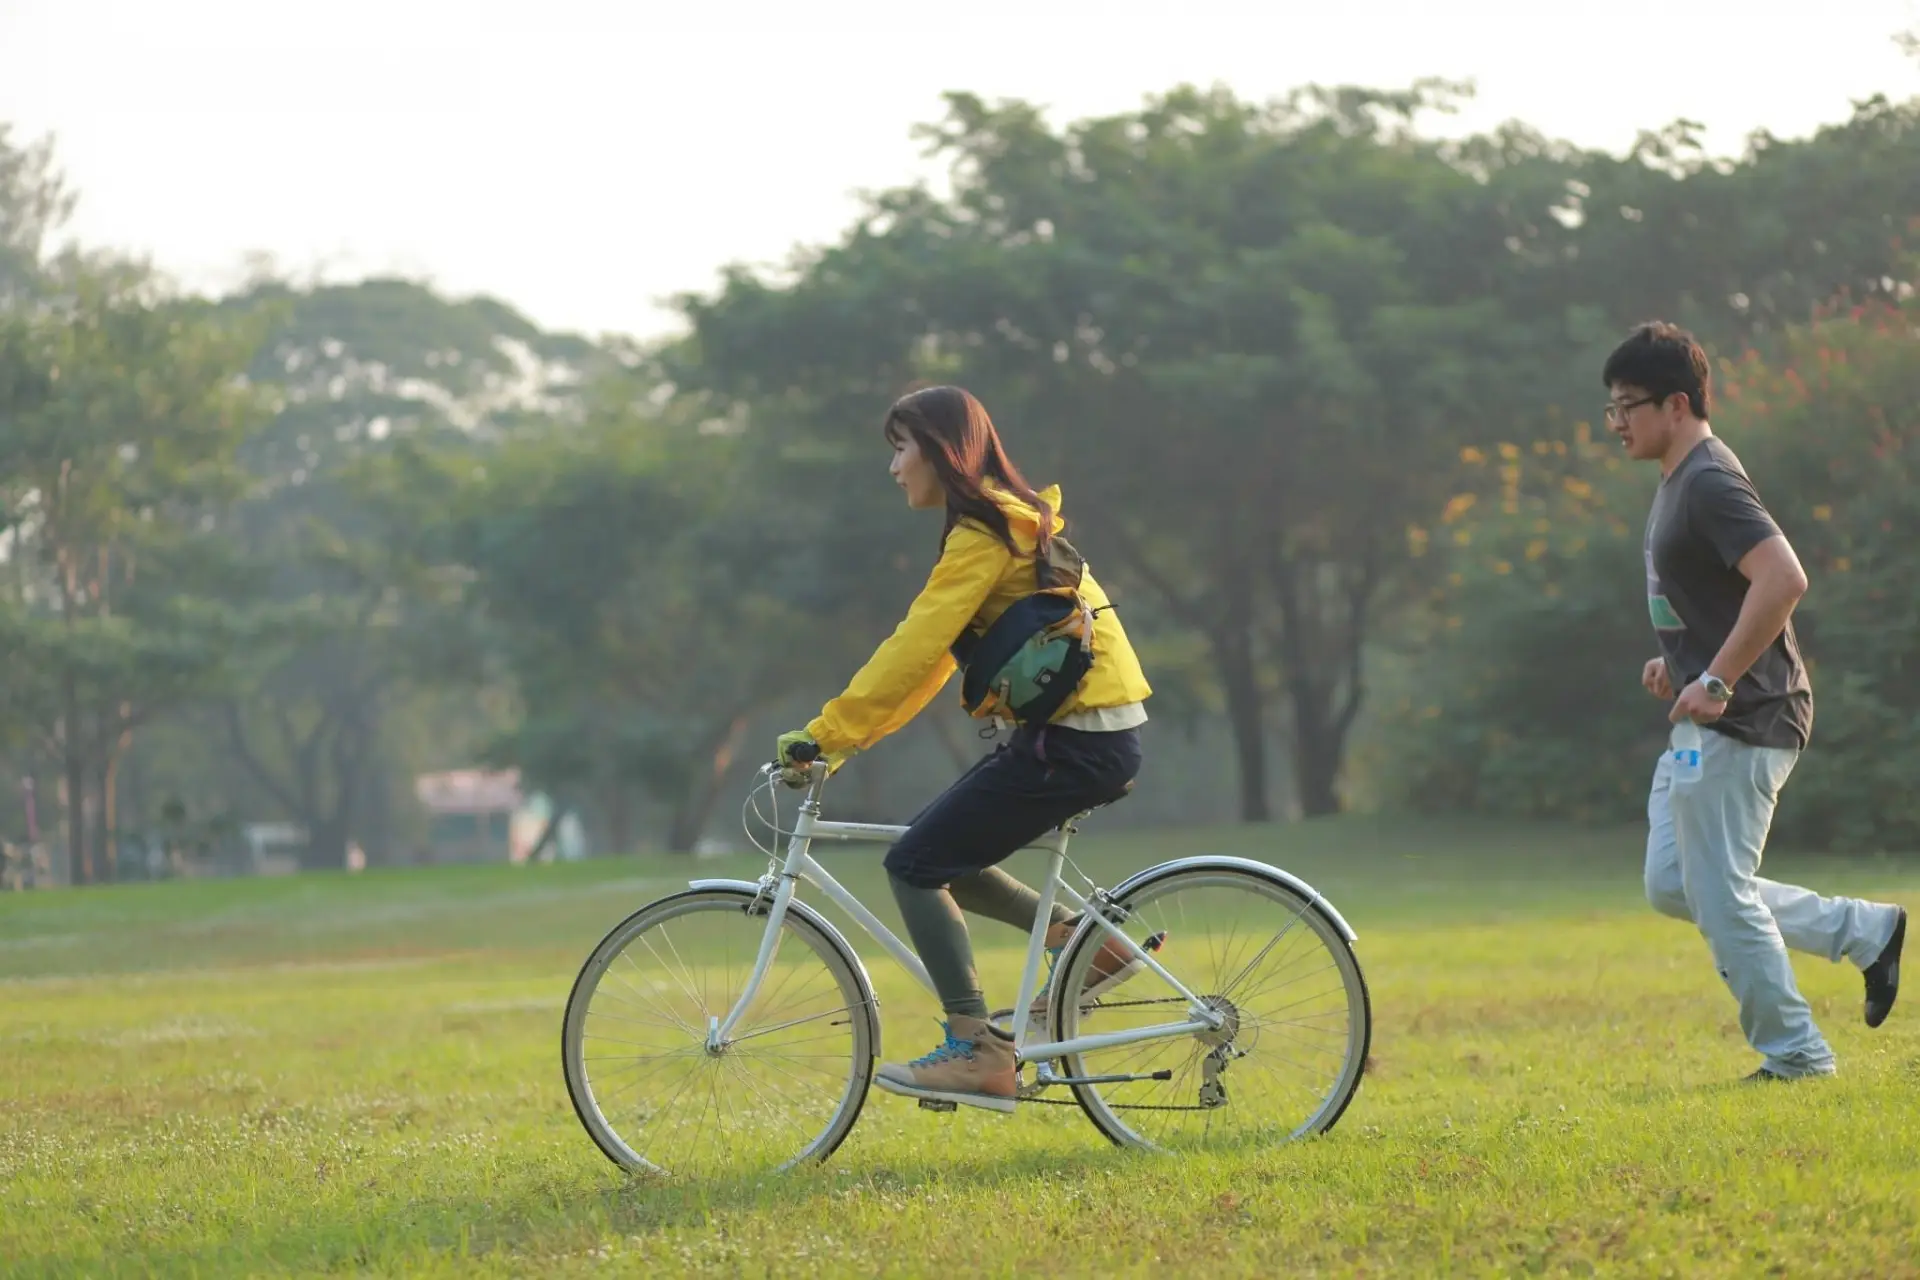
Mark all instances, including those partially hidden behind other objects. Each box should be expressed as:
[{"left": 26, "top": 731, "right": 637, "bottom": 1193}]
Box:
[{"left": 948, "top": 535, "right": 1103, "bottom": 728}]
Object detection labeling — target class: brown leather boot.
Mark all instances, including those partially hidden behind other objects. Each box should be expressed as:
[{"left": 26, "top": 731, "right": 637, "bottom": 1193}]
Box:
[
  {"left": 1046, "top": 915, "right": 1163, "bottom": 997},
  {"left": 1011, "top": 917, "right": 1167, "bottom": 1045},
  {"left": 874, "top": 1015, "right": 1018, "bottom": 1113}
]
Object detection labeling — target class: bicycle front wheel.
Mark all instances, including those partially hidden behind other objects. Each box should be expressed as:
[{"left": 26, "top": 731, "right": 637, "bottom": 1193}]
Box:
[
  {"left": 1050, "top": 862, "right": 1370, "bottom": 1152},
  {"left": 562, "top": 888, "right": 876, "bottom": 1177}
]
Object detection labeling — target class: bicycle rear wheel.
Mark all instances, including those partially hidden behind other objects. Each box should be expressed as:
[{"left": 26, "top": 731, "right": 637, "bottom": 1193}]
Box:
[
  {"left": 1049, "top": 861, "right": 1370, "bottom": 1152},
  {"left": 562, "top": 888, "right": 876, "bottom": 1177}
]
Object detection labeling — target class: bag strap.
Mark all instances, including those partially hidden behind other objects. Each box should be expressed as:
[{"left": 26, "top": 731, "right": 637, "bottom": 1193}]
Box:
[{"left": 1035, "top": 534, "right": 1086, "bottom": 593}]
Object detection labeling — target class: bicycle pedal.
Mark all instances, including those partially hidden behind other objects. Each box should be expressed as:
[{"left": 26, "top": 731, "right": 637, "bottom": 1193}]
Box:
[{"left": 917, "top": 1098, "right": 958, "bottom": 1113}]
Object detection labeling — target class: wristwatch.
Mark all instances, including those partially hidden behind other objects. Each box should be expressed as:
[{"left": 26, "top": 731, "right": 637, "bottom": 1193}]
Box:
[{"left": 1701, "top": 674, "right": 1734, "bottom": 703}]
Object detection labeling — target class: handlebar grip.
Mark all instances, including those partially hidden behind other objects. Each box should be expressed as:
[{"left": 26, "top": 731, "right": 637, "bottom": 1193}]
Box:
[{"left": 785, "top": 741, "right": 821, "bottom": 765}]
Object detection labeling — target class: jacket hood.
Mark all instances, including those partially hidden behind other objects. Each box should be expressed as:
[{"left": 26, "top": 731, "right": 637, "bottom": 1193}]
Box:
[{"left": 984, "top": 481, "right": 1066, "bottom": 538}]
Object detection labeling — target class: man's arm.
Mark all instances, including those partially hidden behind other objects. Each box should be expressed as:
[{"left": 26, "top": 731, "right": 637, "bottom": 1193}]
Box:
[
  {"left": 1667, "top": 464, "right": 1807, "bottom": 726},
  {"left": 1687, "top": 463, "right": 1808, "bottom": 686},
  {"left": 1705, "top": 534, "right": 1808, "bottom": 685}
]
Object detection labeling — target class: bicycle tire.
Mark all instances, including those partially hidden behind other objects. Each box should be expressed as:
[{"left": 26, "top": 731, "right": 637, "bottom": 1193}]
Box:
[{"left": 561, "top": 887, "right": 878, "bottom": 1176}]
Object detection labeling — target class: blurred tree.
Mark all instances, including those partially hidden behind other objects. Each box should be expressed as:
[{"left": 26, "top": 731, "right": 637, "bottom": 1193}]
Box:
[
  {"left": 1374, "top": 427, "right": 1656, "bottom": 820},
  {"left": 371, "top": 370, "right": 822, "bottom": 853},
  {"left": 9, "top": 81, "right": 1919, "bottom": 862},
  {"left": 0, "top": 271, "right": 277, "bottom": 883},
  {"left": 1381, "top": 292, "right": 1920, "bottom": 852},
  {"left": 1505, "top": 97, "right": 1920, "bottom": 342},
  {"left": 191, "top": 278, "right": 611, "bottom": 867},
  {"left": 682, "top": 83, "right": 1568, "bottom": 819},
  {"left": 0, "top": 123, "right": 75, "bottom": 302},
  {"left": 1715, "top": 293, "right": 1920, "bottom": 850}
]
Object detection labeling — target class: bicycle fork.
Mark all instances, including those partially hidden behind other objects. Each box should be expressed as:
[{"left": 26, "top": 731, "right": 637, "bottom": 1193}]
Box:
[{"left": 707, "top": 875, "right": 796, "bottom": 1052}]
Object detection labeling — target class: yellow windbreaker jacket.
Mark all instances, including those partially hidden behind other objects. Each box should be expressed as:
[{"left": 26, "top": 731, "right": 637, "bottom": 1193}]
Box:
[{"left": 806, "top": 484, "right": 1152, "bottom": 757}]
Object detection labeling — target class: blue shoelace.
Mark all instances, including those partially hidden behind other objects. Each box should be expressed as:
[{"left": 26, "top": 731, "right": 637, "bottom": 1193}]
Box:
[{"left": 909, "top": 1022, "right": 977, "bottom": 1068}]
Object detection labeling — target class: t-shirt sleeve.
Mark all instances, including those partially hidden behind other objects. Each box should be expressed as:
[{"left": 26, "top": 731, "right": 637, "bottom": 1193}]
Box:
[{"left": 1686, "top": 465, "right": 1783, "bottom": 570}]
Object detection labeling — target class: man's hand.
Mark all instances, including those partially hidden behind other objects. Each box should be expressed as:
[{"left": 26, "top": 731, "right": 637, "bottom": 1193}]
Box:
[
  {"left": 1669, "top": 679, "right": 1727, "bottom": 725},
  {"left": 1642, "top": 658, "right": 1673, "bottom": 700}
]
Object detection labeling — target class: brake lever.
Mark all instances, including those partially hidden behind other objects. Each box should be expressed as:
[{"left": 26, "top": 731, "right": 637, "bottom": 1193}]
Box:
[{"left": 775, "top": 760, "right": 826, "bottom": 791}]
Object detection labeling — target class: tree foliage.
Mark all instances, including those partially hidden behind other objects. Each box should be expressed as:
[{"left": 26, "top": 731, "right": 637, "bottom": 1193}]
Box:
[
  {"left": 0, "top": 271, "right": 277, "bottom": 881},
  {"left": 1382, "top": 291, "right": 1920, "bottom": 850},
  {"left": 7, "top": 82, "right": 1920, "bottom": 875}
]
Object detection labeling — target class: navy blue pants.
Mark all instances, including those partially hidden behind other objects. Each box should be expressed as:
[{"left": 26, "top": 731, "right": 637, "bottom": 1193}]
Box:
[{"left": 883, "top": 724, "right": 1143, "bottom": 888}]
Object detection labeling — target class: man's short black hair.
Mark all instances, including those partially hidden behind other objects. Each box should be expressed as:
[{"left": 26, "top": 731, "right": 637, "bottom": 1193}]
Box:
[{"left": 1601, "top": 321, "right": 1712, "bottom": 419}]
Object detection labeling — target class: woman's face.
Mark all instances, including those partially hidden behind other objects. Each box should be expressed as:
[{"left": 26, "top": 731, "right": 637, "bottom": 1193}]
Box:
[{"left": 889, "top": 430, "right": 944, "bottom": 510}]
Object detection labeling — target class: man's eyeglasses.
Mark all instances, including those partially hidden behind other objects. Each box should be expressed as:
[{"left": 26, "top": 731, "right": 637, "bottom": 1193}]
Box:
[{"left": 1604, "top": 395, "right": 1659, "bottom": 425}]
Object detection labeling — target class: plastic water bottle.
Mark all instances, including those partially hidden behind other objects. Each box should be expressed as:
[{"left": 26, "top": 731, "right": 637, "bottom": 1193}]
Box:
[{"left": 1670, "top": 719, "right": 1704, "bottom": 788}]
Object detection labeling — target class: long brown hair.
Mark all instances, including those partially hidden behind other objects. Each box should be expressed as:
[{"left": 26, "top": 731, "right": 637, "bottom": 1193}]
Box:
[{"left": 882, "top": 385, "right": 1056, "bottom": 559}]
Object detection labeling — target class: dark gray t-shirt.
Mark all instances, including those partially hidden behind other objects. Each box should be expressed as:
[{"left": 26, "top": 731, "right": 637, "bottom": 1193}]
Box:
[{"left": 1644, "top": 437, "right": 1813, "bottom": 750}]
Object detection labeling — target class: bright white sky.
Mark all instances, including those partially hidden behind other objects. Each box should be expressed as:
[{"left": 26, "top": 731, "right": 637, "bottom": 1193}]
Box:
[{"left": 2, "top": 0, "right": 1916, "bottom": 342}]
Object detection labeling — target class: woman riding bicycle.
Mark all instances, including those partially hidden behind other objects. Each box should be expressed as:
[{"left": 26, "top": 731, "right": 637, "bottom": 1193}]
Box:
[{"left": 775, "top": 385, "right": 1153, "bottom": 1112}]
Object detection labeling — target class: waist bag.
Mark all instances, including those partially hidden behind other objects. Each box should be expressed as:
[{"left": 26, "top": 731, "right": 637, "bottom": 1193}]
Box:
[{"left": 948, "top": 534, "right": 1105, "bottom": 727}]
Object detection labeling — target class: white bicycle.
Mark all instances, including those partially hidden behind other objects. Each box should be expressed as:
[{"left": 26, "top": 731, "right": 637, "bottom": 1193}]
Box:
[{"left": 562, "top": 752, "right": 1372, "bottom": 1178}]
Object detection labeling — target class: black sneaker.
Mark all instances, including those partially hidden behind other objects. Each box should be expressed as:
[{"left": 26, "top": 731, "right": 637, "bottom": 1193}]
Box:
[{"left": 1865, "top": 908, "right": 1906, "bottom": 1029}]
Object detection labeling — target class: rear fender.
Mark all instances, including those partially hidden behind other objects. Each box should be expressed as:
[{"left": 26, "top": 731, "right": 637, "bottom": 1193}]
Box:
[{"left": 1102, "top": 856, "right": 1358, "bottom": 943}]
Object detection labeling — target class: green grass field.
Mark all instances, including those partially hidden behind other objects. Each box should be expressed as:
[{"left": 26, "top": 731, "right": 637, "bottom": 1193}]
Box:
[{"left": 4, "top": 817, "right": 1918, "bottom": 1277}]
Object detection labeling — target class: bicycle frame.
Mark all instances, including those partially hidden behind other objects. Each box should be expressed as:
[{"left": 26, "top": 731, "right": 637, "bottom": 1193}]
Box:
[{"left": 703, "top": 763, "right": 1223, "bottom": 1068}]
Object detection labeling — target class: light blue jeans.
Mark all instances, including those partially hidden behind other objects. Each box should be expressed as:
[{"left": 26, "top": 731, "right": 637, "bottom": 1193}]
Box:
[{"left": 1645, "top": 727, "right": 1901, "bottom": 1077}]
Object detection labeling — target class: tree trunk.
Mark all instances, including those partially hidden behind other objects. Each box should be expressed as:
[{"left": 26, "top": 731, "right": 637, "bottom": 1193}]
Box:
[
  {"left": 355, "top": 771, "right": 389, "bottom": 868},
  {"left": 1267, "top": 542, "right": 1378, "bottom": 821},
  {"left": 1096, "top": 515, "right": 1272, "bottom": 821},
  {"left": 56, "top": 537, "right": 90, "bottom": 885},
  {"left": 606, "top": 783, "right": 633, "bottom": 857},
  {"left": 125, "top": 734, "right": 149, "bottom": 861},
  {"left": 667, "top": 714, "right": 749, "bottom": 852},
  {"left": 61, "top": 680, "right": 89, "bottom": 886},
  {"left": 305, "top": 814, "right": 349, "bottom": 871},
  {"left": 317, "top": 708, "right": 366, "bottom": 870},
  {"left": 97, "top": 750, "right": 116, "bottom": 882},
  {"left": 1286, "top": 678, "right": 1344, "bottom": 817},
  {"left": 664, "top": 789, "right": 711, "bottom": 854},
  {"left": 1215, "top": 630, "right": 1272, "bottom": 822},
  {"left": 92, "top": 710, "right": 134, "bottom": 881},
  {"left": 522, "top": 807, "right": 565, "bottom": 863},
  {"left": 298, "top": 715, "right": 369, "bottom": 872},
  {"left": 225, "top": 696, "right": 376, "bottom": 873}
]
